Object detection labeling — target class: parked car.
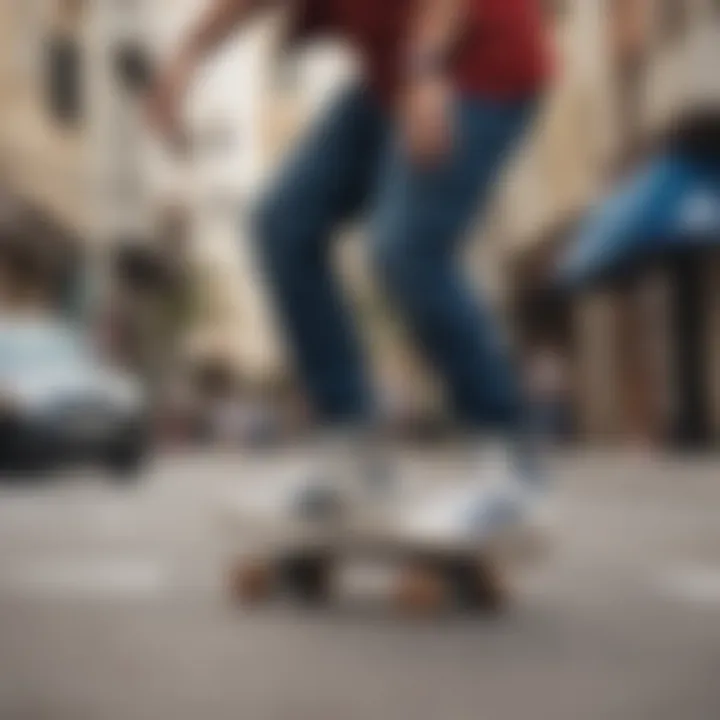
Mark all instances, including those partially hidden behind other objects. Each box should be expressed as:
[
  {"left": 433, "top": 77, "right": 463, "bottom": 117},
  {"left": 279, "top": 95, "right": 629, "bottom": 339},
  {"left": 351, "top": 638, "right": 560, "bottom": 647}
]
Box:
[{"left": 0, "top": 318, "right": 150, "bottom": 479}]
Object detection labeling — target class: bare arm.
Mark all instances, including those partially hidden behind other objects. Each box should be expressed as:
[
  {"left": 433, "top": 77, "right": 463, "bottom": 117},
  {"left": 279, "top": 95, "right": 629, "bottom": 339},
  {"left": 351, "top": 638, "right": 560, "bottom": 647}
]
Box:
[
  {"left": 401, "top": 0, "right": 469, "bottom": 165},
  {"left": 405, "top": 0, "right": 469, "bottom": 76},
  {"left": 178, "top": 0, "right": 280, "bottom": 65},
  {"left": 147, "top": 0, "right": 284, "bottom": 142}
]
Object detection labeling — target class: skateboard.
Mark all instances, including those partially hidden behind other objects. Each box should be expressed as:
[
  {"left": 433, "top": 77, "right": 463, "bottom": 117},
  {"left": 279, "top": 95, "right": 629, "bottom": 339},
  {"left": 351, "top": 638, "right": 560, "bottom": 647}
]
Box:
[
  {"left": 222, "top": 483, "right": 549, "bottom": 615},
  {"left": 228, "top": 542, "right": 510, "bottom": 615}
]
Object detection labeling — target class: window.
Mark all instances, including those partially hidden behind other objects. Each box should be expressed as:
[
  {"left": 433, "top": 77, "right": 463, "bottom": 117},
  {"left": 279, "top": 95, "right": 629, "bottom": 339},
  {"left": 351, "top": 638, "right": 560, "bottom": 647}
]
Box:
[
  {"left": 115, "top": 42, "right": 154, "bottom": 95},
  {"left": 45, "top": 0, "right": 88, "bottom": 126},
  {"left": 45, "top": 34, "right": 83, "bottom": 126}
]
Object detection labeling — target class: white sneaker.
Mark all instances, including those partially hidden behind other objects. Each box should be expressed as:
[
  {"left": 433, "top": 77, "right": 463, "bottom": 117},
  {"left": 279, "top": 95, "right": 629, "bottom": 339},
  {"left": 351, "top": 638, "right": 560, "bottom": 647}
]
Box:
[
  {"left": 223, "top": 430, "right": 394, "bottom": 548},
  {"left": 393, "top": 442, "right": 552, "bottom": 561}
]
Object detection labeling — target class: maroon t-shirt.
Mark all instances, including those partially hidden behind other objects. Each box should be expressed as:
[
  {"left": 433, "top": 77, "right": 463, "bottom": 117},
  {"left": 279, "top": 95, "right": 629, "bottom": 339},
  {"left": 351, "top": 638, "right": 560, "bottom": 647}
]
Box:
[{"left": 287, "top": 0, "right": 552, "bottom": 100}]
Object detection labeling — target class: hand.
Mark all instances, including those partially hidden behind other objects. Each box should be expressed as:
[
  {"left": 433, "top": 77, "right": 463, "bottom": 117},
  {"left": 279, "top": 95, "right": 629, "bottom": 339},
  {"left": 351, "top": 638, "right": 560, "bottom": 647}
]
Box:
[
  {"left": 399, "top": 75, "right": 453, "bottom": 167},
  {"left": 144, "top": 53, "right": 194, "bottom": 149}
]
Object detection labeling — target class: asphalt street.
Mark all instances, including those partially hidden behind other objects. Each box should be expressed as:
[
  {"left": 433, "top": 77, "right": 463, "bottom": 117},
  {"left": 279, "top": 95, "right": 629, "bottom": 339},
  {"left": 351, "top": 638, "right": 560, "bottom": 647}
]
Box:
[{"left": 0, "top": 450, "right": 719, "bottom": 720}]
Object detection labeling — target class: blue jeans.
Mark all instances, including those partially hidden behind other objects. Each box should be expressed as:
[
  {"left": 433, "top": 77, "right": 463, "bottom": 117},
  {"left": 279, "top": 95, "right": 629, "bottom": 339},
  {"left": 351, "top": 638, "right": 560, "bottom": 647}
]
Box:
[{"left": 254, "top": 84, "right": 537, "bottom": 429}]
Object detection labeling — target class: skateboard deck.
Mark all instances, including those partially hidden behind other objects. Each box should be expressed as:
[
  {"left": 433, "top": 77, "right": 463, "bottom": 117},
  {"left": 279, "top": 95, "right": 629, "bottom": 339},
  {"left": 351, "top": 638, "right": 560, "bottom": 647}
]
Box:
[{"left": 221, "top": 483, "right": 550, "bottom": 615}]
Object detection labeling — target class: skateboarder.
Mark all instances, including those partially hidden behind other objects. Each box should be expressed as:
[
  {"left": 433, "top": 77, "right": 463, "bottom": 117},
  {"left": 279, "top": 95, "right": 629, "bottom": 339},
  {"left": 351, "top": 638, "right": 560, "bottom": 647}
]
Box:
[{"left": 147, "top": 0, "right": 553, "bottom": 552}]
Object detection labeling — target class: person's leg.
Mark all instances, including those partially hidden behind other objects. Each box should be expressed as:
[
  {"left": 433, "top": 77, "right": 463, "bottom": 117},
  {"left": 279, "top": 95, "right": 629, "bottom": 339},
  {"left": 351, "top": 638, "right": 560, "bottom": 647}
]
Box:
[
  {"left": 253, "top": 84, "right": 386, "bottom": 423},
  {"left": 368, "top": 96, "right": 553, "bottom": 556},
  {"left": 370, "top": 95, "right": 538, "bottom": 432}
]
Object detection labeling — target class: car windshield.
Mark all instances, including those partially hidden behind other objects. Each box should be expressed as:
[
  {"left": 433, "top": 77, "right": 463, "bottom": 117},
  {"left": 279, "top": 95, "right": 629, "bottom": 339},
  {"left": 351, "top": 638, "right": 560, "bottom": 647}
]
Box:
[{"left": 0, "top": 325, "right": 93, "bottom": 378}]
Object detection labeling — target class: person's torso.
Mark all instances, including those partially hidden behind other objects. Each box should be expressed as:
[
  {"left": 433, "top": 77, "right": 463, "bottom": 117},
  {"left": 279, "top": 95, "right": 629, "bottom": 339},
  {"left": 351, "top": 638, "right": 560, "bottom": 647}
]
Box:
[{"left": 289, "top": 0, "right": 552, "bottom": 100}]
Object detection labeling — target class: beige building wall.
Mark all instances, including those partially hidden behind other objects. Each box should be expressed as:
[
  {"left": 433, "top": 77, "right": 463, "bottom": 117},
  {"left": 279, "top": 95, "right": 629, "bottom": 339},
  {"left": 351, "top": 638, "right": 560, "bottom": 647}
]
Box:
[
  {"left": 497, "top": 0, "right": 619, "bottom": 257},
  {"left": 643, "top": 0, "right": 720, "bottom": 136},
  {"left": 0, "top": 0, "right": 88, "bottom": 236}
]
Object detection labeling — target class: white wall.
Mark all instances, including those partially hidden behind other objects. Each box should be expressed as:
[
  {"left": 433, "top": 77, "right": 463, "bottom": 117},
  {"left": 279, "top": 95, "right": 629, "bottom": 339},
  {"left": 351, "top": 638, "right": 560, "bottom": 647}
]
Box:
[
  {"left": 143, "top": 3, "right": 287, "bottom": 377},
  {"left": 496, "top": 0, "right": 618, "bottom": 256}
]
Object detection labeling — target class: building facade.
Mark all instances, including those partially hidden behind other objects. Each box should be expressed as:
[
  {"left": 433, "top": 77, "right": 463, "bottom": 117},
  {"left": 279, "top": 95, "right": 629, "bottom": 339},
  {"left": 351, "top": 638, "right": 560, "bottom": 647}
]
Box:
[{"left": 502, "top": 0, "right": 720, "bottom": 446}]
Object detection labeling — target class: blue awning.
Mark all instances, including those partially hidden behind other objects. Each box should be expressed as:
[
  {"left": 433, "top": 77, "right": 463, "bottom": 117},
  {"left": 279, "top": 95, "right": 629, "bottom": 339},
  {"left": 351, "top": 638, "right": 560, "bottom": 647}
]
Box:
[{"left": 557, "top": 154, "right": 720, "bottom": 289}]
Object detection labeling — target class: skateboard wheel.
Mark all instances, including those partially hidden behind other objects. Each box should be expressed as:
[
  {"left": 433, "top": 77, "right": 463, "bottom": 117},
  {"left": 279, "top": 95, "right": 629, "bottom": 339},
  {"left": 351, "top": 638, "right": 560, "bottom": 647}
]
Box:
[
  {"left": 229, "top": 558, "right": 275, "bottom": 605},
  {"left": 396, "top": 557, "right": 508, "bottom": 616},
  {"left": 448, "top": 557, "right": 507, "bottom": 613},
  {"left": 396, "top": 563, "right": 448, "bottom": 615},
  {"left": 279, "top": 554, "right": 333, "bottom": 605}
]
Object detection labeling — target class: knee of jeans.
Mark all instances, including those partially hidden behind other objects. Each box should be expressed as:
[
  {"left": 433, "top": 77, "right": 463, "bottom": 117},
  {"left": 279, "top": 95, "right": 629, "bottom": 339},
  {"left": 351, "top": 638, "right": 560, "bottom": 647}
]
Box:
[
  {"left": 251, "top": 194, "right": 284, "bottom": 262},
  {"left": 371, "top": 231, "right": 416, "bottom": 296},
  {"left": 251, "top": 192, "right": 314, "bottom": 270}
]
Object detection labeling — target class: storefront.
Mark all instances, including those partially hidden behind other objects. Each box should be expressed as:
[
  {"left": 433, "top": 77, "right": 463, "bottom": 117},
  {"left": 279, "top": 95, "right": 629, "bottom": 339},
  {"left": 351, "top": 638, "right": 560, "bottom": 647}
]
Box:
[{"left": 558, "top": 136, "right": 720, "bottom": 447}]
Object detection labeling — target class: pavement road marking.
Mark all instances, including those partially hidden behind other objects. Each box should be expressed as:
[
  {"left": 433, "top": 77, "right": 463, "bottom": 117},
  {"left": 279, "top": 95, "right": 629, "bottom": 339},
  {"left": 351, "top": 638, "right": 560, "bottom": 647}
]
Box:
[
  {"left": 0, "top": 558, "right": 172, "bottom": 601},
  {"left": 655, "top": 565, "right": 720, "bottom": 606}
]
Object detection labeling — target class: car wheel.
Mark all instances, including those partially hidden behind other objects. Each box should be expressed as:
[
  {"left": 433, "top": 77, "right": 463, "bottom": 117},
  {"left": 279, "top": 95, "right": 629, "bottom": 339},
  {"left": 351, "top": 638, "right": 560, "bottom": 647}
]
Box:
[{"left": 105, "top": 427, "right": 149, "bottom": 482}]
